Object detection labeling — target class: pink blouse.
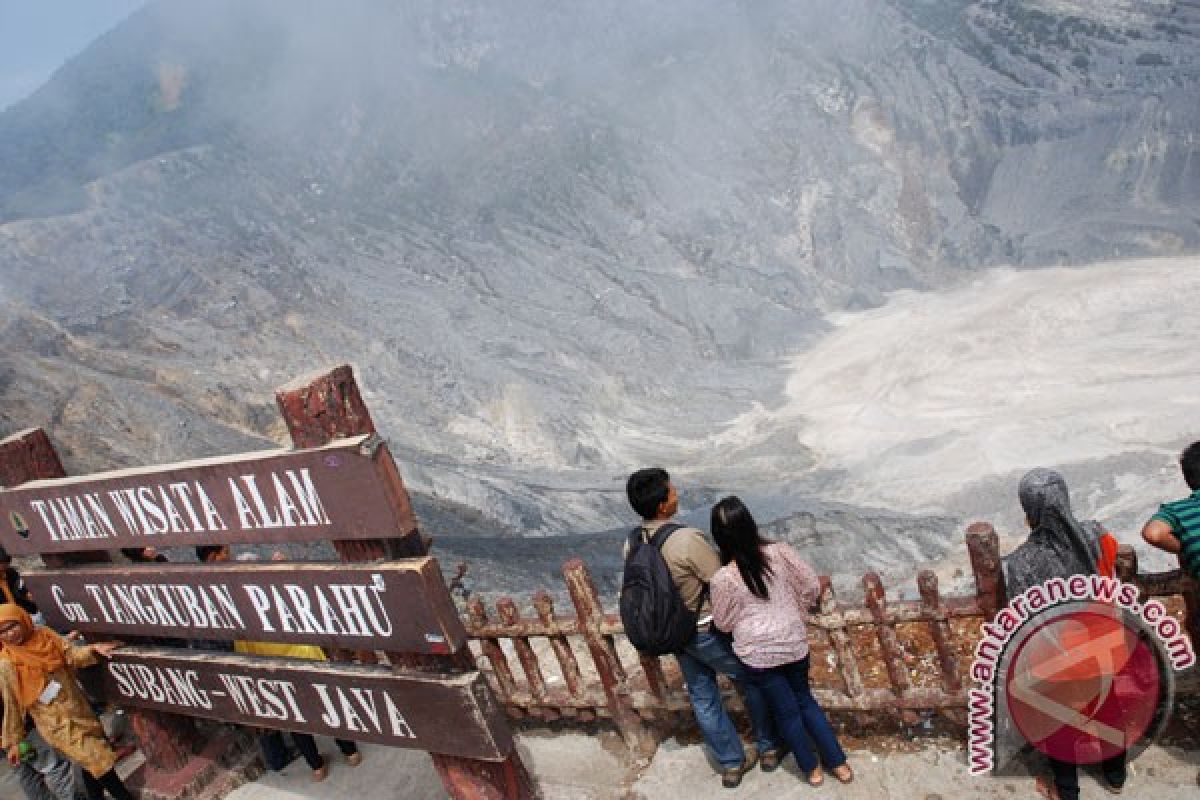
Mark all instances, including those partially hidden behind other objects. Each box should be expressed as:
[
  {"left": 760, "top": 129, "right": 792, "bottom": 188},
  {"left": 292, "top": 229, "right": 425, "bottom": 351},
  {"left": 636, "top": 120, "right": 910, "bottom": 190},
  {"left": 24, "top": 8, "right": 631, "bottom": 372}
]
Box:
[{"left": 711, "top": 542, "right": 820, "bottom": 669}]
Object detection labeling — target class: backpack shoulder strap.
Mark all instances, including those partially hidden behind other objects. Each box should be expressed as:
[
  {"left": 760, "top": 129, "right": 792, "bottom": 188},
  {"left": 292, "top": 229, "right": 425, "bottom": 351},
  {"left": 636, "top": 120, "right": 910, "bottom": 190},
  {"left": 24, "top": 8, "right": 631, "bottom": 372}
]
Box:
[
  {"left": 650, "top": 523, "right": 710, "bottom": 614},
  {"left": 628, "top": 526, "right": 646, "bottom": 549},
  {"left": 649, "top": 523, "right": 685, "bottom": 550}
]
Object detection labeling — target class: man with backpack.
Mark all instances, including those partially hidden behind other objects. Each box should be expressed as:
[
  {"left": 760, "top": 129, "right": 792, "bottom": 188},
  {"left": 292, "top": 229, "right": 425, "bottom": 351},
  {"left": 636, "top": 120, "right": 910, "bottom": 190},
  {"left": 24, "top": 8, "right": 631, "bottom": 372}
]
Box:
[{"left": 621, "top": 468, "right": 781, "bottom": 788}]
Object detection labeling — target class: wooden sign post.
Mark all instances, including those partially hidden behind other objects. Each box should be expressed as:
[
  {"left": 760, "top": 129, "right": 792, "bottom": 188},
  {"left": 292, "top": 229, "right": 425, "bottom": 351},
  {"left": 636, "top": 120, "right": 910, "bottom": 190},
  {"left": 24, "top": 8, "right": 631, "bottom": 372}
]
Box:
[
  {"left": 0, "top": 365, "right": 538, "bottom": 800},
  {"left": 276, "top": 366, "right": 538, "bottom": 799}
]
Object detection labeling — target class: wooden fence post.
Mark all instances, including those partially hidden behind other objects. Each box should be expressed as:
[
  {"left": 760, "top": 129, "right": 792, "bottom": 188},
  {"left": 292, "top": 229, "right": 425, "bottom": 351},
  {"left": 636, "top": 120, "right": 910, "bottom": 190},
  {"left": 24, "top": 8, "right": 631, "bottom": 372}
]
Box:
[
  {"left": 532, "top": 591, "right": 587, "bottom": 717},
  {"left": 563, "top": 558, "right": 657, "bottom": 759},
  {"left": 469, "top": 598, "right": 519, "bottom": 713},
  {"left": 918, "top": 570, "right": 961, "bottom": 693},
  {"left": 863, "top": 573, "right": 911, "bottom": 710},
  {"left": 1115, "top": 545, "right": 1141, "bottom": 596},
  {"left": 496, "top": 598, "right": 552, "bottom": 718},
  {"left": 0, "top": 430, "right": 201, "bottom": 775},
  {"left": 966, "top": 522, "right": 1003, "bottom": 616},
  {"left": 818, "top": 577, "right": 864, "bottom": 698},
  {"left": 275, "top": 365, "right": 538, "bottom": 800}
]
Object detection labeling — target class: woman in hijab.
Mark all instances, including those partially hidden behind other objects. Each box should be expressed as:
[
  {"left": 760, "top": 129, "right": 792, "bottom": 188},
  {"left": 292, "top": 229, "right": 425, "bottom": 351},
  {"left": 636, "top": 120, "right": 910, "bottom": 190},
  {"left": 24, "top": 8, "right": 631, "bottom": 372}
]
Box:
[
  {"left": 1002, "top": 468, "right": 1125, "bottom": 800},
  {"left": 0, "top": 604, "right": 132, "bottom": 800},
  {"left": 1003, "top": 468, "right": 1106, "bottom": 598}
]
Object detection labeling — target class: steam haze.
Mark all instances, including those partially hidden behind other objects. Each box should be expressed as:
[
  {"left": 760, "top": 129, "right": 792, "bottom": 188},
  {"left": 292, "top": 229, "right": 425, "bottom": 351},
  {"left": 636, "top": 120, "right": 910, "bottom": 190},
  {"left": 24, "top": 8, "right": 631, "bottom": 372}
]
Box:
[{"left": 1, "top": 0, "right": 1199, "bottom": 583}]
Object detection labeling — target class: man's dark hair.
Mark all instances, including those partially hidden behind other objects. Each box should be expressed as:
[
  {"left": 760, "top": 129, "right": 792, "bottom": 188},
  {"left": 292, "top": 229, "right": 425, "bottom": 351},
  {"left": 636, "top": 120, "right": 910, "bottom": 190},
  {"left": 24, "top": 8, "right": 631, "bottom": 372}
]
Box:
[
  {"left": 627, "top": 468, "right": 670, "bottom": 520},
  {"left": 1182, "top": 441, "right": 1200, "bottom": 490},
  {"left": 196, "top": 545, "right": 225, "bottom": 563}
]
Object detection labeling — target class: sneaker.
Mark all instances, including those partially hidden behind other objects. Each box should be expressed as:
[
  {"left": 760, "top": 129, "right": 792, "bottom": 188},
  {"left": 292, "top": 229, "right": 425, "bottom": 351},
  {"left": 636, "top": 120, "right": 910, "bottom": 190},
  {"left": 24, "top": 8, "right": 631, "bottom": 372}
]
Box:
[
  {"left": 760, "top": 746, "right": 787, "bottom": 772},
  {"left": 312, "top": 760, "right": 328, "bottom": 782},
  {"left": 720, "top": 746, "right": 758, "bottom": 789}
]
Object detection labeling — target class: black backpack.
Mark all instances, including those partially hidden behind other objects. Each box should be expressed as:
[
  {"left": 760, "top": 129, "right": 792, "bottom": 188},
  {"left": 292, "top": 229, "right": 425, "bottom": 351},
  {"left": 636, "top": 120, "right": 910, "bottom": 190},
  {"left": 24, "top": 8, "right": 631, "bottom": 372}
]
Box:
[{"left": 619, "top": 523, "right": 705, "bottom": 655}]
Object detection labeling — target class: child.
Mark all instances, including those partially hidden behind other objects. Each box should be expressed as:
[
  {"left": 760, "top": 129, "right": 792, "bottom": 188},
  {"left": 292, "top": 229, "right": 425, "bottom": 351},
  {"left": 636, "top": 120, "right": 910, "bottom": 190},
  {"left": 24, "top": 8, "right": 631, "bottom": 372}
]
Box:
[{"left": 1142, "top": 441, "right": 1200, "bottom": 579}]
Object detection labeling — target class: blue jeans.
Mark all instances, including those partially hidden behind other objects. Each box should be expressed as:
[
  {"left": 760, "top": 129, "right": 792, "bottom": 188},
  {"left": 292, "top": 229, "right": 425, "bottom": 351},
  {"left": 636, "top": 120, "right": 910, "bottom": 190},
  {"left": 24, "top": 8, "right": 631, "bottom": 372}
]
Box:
[
  {"left": 675, "top": 628, "right": 780, "bottom": 769},
  {"left": 744, "top": 656, "right": 846, "bottom": 773},
  {"left": 18, "top": 730, "right": 75, "bottom": 800}
]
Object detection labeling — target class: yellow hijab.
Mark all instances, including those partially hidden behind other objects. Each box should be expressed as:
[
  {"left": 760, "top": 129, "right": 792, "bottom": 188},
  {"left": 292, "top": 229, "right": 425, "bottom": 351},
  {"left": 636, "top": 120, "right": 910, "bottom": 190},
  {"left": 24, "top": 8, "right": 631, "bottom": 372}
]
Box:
[{"left": 0, "top": 603, "right": 66, "bottom": 709}]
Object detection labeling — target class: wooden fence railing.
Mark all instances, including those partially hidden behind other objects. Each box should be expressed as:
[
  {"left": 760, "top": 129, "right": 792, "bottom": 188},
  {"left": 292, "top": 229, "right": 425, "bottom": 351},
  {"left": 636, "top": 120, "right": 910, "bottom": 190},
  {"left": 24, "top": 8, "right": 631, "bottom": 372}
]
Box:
[{"left": 462, "top": 521, "right": 1200, "bottom": 750}]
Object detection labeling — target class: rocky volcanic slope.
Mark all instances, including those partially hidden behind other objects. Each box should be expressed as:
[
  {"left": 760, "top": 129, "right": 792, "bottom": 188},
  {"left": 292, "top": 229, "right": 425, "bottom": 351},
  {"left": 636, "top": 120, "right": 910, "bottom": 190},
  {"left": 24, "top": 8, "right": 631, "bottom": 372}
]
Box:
[{"left": 0, "top": 0, "right": 1198, "bottom": 559}]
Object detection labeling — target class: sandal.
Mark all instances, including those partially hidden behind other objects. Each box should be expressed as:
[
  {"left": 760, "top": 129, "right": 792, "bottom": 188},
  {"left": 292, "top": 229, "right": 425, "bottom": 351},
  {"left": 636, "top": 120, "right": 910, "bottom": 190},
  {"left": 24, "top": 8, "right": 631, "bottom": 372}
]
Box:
[
  {"left": 806, "top": 768, "right": 825, "bottom": 787},
  {"left": 832, "top": 763, "right": 854, "bottom": 784}
]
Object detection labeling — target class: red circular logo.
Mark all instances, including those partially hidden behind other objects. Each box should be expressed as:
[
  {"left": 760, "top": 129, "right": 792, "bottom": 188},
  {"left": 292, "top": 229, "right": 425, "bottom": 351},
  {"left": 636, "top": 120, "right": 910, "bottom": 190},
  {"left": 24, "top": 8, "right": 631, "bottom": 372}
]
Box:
[{"left": 1005, "top": 607, "right": 1162, "bottom": 764}]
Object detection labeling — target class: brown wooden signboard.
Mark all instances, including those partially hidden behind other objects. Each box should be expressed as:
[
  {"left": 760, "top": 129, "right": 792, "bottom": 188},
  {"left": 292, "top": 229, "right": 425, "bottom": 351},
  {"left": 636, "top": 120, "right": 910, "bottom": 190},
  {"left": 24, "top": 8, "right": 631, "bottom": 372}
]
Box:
[
  {"left": 0, "top": 435, "right": 415, "bottom": 555},
  {"left": 99, "top": 647, "right": 513, "bottom": 761},
  {"left": 26, "top": 559, "right": 466, "bottom": 654}
]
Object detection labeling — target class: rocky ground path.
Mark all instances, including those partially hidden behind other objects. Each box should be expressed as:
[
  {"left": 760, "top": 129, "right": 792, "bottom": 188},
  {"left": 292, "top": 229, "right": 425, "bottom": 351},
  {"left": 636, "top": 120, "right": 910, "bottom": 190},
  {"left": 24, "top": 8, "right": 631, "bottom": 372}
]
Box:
[
  {"left": 223, "top": 732, "right": 1200, "bottom": 800},
  {"left": 8, "top": 731, "right": 1192, "bottom": 800}
]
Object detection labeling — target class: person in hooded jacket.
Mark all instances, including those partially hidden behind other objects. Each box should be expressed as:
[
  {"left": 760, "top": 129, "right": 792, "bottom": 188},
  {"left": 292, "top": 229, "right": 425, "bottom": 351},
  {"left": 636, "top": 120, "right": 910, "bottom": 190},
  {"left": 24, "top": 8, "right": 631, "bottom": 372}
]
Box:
[{"left": 1002, "top": 468, "right": 1127, "bottom": 800}]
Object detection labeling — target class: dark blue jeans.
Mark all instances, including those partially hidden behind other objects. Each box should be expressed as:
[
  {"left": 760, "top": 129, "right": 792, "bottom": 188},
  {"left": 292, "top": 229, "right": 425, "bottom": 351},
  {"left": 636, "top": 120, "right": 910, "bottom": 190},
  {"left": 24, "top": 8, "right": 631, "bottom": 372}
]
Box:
[
  {"left": 743, "top": 656, "right": 846, "bottom": 773},
  {"left": 675, "top": 628, "right": 780, "bottom": 769}
]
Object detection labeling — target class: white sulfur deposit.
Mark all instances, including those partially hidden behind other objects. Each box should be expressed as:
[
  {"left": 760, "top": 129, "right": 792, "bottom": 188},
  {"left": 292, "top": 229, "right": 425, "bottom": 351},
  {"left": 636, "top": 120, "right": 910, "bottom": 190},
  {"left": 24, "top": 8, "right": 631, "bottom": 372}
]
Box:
[{"left": 731, "top": 257, "right": 1200, "bottom": 532}]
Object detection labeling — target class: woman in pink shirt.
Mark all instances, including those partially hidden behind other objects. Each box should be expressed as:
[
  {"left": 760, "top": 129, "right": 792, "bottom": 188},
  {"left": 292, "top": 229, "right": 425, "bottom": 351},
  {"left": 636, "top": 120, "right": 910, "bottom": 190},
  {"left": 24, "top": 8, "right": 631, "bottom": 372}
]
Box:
[{"left": 711, "top": 495, "right": 852, "bottom": 787}]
